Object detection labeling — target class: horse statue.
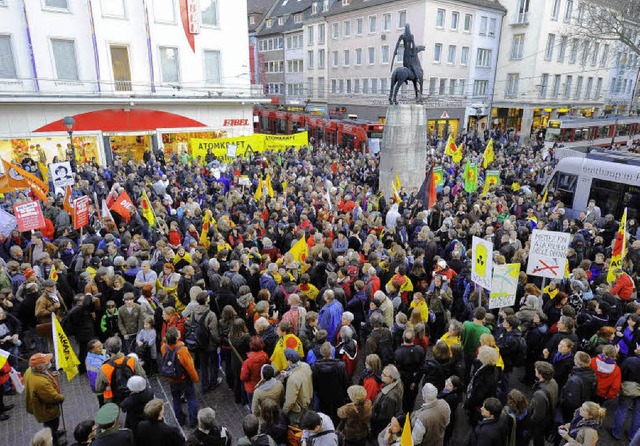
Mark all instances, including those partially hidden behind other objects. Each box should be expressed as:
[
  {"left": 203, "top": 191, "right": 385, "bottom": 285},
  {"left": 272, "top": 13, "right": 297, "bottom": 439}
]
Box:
[{"left": 388, "top": 45, "right": 425, "bottom": 105}]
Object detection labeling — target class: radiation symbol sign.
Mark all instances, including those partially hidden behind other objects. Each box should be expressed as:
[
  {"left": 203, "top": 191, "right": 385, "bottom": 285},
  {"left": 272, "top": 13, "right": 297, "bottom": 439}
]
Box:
[{"left": 471, "top": 236, "right": 493, "bottom": 289}]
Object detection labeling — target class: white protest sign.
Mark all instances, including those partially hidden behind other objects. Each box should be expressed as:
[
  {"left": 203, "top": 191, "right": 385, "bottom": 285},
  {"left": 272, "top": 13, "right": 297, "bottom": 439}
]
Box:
[
  {"left": 227, "top": 144, "right": 237, "bottom": 158},
  {"left": 489, "top": 263, "right": 521, "bottom": 309},
  {"left": 471, "top": 236, "right": 494, "bottom": 289},
  {"left": 526, "top": 229, "right": 570, "bottom": 279},
  {"left": 49, "top": 161, "right": 74, "bottom": 196}
]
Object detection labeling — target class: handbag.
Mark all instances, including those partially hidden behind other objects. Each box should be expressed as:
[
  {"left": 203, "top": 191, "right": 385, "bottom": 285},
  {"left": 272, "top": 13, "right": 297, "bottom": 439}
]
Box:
[{"left": 36, "top": 322, "right": 53, "bottom": 338}]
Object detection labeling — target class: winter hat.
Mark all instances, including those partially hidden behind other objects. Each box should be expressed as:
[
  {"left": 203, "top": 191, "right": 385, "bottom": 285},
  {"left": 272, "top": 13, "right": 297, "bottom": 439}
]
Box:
[
  {"left": 284, "top": 348, "right": 300, "bottom": 363},
  {"left": 127, "top": 376, "right": 147, "bottom": 394},
  {"left": 24, "top": 268, "right": 36, "bottom": 279}
]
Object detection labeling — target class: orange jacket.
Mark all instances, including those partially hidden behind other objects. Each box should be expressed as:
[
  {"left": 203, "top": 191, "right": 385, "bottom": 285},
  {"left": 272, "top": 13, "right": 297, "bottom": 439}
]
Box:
[{"left": 161, "top": 341, "right": 199, "bottom": 384}]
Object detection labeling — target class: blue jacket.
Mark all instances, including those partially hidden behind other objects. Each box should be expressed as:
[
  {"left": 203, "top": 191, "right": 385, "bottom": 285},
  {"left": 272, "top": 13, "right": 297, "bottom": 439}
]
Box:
[
  {"left": 318, "top": 300, "right": 343, "bottom": 343},
  {"left": 86, "top": 351, "right": 108, "bottom": 392}
]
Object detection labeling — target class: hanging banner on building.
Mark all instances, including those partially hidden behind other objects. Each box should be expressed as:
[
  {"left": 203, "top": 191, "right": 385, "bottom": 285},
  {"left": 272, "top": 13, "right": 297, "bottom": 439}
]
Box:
[
  {"left": 190, "top": 132, "right": 309, "bottom": 162},
  {"left": 471, "top": 236, "right": 494, "bottom": 289},
  {"left": 13, "top": 201, "right": 46, "bottom": 232},
  {"left": 73, "top": 196, "right": 91, "bottom": 230},
  {"left": 489, "top": 263, "right": 521, "bottom": 309},
  {"left": 526, "top": 229, "right": 570, "bottom": 279},
  {"left": 49, "top": 162, "right": 74, "bottom": 196}
]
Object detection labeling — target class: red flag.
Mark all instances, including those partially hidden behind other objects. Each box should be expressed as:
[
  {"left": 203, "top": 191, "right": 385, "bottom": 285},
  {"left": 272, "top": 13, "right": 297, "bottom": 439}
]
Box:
[{"left": 108, "top": 191, "right": 135, "bottom": 222}]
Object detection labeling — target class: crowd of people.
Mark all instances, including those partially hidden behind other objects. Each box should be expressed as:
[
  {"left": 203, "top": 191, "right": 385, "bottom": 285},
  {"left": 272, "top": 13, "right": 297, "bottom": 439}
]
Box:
[{"left": 1, "top": 135, "right": 640, "bottom": 446}]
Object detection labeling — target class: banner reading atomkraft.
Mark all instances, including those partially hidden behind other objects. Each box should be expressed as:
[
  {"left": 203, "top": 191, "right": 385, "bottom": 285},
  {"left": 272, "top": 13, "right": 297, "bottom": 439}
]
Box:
[{"left": 191, "top": 132, "right": 309, "bottom": 162}]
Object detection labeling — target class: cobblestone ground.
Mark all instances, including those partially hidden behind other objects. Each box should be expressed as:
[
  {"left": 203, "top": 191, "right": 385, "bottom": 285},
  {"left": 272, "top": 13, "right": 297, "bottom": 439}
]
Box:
[
  {"left": 0, "top": 368, "right": 248, "bottom": 445},
  {"left": 0, "top": 353, "right": 634, "bottom": 445}
]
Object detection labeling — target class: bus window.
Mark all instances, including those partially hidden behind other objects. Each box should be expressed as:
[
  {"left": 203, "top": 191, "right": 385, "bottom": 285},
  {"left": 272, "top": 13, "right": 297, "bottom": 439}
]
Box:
[
  {"left": 588, "top": 179, "right": 624, "bottom": 217},
  {"left": 550, "top": 172, "right": 578, "bottom": 207},
  {"left": 574, "top": 128, "right": 589, "bottom": 141},
  {"left": 623, "top": 185, "right": 640, "bottom": 221},
  {"left": 617, "top": 124, "right": 629, "bottom": 137},
  {"left": 545, "top": 128, "right": 561, "bottom": 143}
]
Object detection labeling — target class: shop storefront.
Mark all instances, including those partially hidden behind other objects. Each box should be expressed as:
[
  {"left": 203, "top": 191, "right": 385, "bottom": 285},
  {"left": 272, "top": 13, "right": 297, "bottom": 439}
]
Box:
[
  {"left": 0, "top": 133, "right": 105, "bottom": 173},
  {"left": 427, "top": 118, "right": 459, "bottom": 139},
  {"left": 492, "top": 108, "right": 523, "bottom": 132}
]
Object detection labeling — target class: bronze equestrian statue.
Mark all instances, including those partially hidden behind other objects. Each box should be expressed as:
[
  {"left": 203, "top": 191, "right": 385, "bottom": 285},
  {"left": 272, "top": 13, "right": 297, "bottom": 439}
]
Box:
[{"left": 389, "top": 23, "right": 424, "bottom": 105}]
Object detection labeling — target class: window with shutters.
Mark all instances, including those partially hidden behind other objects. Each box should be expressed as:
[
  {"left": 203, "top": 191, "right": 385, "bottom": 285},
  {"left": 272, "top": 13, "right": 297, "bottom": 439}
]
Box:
[
  {"left": 159, "top": 46, "right": 180, "bottom": 83},
  {"left": 0, "top": 35, "right": 17, "bottom": 79},
  {"left": 51, "top": 39, "right": 79, "bottom": 80}
]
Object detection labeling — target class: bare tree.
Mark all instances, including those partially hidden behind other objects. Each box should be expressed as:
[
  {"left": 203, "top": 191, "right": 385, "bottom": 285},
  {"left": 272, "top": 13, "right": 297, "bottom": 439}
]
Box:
[{"left": 574, "top": 0, "right": 640, "bottom": 56}]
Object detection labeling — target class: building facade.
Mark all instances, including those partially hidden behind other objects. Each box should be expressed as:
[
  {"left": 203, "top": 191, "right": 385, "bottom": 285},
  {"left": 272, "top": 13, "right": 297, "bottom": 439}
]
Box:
[
  {"left": 492, "top": 0, "right": 638, "bottom": 138},
  {"left": 319, "top": 0, "right": 505, "bottom": 137},
  {"left": 0, "top": 0, "right": 265, "bottom": 165},
  {"left": 255, "top": 0, "right": 313, "bottom": 106}
]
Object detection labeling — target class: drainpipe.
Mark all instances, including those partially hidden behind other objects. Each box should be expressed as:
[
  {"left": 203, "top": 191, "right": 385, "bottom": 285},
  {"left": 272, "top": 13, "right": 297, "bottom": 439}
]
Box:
[
  {"left": 87, "top": 0, "right": 102, "bottom": 92},
  {"left": 20, "top": 0, "right": 39, "bottom": 92}
]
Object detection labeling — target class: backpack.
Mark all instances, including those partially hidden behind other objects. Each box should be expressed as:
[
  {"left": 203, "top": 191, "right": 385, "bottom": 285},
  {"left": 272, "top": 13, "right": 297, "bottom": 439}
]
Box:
[
  {"left": 513, "top": 336, "right": 528, "bottom": 367},
  {"left": 375, "top": 331, "right": 394, "bottom": 366},
  {"left": 161, "top": 345, "right": 185, "bottom": 379},
  {"left": 184, "top": 311, "right": 211, "bottom": 351},
  {"left": 108, "top": 357, "right": 134, "bottom": 403},
  {"left": 309, "top": 430, "right": 344, "bottom": 446}
]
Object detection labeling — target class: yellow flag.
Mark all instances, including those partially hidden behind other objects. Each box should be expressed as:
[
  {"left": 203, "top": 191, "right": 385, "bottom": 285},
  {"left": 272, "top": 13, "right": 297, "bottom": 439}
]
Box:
[
  {"left": 400, "top": 412, "right": 413, "bottom": 446},
  {"left": 394, "top": 172, "right": 402, "bottom": 191},
  {"left": 281, "top": 180, "right": 288, "bottom": 191},
  {"left": 254, "top": 177, "right": 263, "bottom": 201},
  {"left": 52, "top": 313, "right": 80, "bottom": 381},
  {"left": 38, "top": 162, "right": 49, "bottom": 183},
  {"left": 141, "top": 189, "right": 155, "bottom": 227},
  {"left": 483, "top": 139, "right": 494, "bottom": 168},
  {"left": 541, "top": 188, "right": 548, "bottom": 204},
  {"left": 0, "top": 348, "right": 9, "bottom": 369},
  {"left": 265, "top": 173, "right": 275, "bottom": 198},
  {"left": 49, "top": 265, "right": 58, "bottom": 282},
  {"left": 200, "top": 209, "right": 212, "bottom": 249},
  {"left": 607, "top": 208, "right": 627, "bottom": 283},
  {"left": 287, "top": 236, "right": 308, "bottom": 263}
]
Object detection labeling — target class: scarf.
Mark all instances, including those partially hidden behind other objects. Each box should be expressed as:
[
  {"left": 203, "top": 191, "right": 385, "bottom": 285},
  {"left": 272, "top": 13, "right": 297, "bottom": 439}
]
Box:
[
  {"left": 553, "top": 351, "right": 571, "bottom": 364},
  {"left": 568, "top": 414, "right": 601, "bottom": 440}
]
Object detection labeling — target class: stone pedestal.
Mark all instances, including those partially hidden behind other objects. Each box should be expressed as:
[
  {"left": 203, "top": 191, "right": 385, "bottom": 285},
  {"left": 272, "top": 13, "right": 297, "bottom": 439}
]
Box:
[{"left": 379, "top": 104, "right": 428, "bottom": 199}]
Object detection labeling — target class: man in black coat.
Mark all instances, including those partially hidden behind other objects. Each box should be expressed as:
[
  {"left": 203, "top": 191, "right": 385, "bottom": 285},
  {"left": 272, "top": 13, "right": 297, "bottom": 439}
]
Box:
[
  {"left": 311, "top": 342, "right": 349, "bottom": 423},
  {"left": 559, "top": 351, "right": 597, "bottom": 423},
  {"left": 469, "top": 397, "right": 508, "bottom": 446},
  {"left": 67, "top": 294, "right": 96, "bottom": 373},
  {"left": 393, "top": 328, "right": 425, "bottom": 412},
  {"left": 91, "top": 403, "right": 135, "bottom": 446},
  {"left": 135, "top": 398, "right": 185, "bottom": 446}
]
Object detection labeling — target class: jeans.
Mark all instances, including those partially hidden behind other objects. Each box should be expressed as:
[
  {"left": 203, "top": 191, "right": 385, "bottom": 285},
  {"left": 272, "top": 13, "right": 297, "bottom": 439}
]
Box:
[
  {"left": 613, "top": 395, "right": 640, "bottom": 440},
  {"left": 198, "top": 349, "right": 219, "bottom": 392},
  {"left": 44, "top": 416, "right": 61, "bottom": 444},
  {"left": 169, "top": 380, "right": 198, "bottom": 426}
]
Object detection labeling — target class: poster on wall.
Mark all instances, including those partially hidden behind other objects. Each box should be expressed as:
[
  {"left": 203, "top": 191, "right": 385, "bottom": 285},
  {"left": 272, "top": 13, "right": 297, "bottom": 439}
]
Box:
[{"left": 0, "top": 135, "right": 102, "bottom": 168}]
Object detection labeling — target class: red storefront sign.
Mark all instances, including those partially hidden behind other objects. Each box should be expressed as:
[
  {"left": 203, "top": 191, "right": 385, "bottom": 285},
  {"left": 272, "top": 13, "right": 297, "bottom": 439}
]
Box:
[{"left": 13, "top": 201, "right": 45, "bottom": 232}]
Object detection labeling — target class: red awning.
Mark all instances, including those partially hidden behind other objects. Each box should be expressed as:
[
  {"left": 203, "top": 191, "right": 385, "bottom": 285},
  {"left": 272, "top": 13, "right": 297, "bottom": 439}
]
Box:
[{"left": 34, "top": 109, "right": 206, "bottom": 132}]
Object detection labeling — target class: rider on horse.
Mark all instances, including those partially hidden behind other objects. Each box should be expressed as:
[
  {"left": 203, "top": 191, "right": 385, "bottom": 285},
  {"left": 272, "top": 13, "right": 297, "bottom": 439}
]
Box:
[{"left": 392, "top": 24, "right": 416, "bottom": 78}]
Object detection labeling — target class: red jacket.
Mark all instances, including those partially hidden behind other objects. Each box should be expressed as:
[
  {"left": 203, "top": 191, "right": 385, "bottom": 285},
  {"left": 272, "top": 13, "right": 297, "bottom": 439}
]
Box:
[
  {"left": 161, "top": 315, "right": 186, "bottom": 341},
  {"left": 610, "top": 273, "right": 635, "bottom": 301},
  {"left": 590, "top": 355, "right": 621, "bottom": 399},
  {"left": 240, "top": 351, "right": 270, "bottom": 393}
]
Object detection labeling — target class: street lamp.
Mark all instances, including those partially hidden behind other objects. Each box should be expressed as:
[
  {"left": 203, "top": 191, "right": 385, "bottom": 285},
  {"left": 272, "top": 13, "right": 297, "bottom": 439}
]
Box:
[{"left": 63, "top": 116, "right": 77, "bottom": 171}]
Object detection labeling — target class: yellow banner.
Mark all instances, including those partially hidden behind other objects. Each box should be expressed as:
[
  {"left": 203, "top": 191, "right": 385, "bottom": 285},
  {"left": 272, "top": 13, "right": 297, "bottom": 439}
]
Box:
[
  {"left": 52, "top": 313, "right": 80, "bottom": 381},
  {"left": 191, "top": 132, "right": 309, "bottom": 163}
]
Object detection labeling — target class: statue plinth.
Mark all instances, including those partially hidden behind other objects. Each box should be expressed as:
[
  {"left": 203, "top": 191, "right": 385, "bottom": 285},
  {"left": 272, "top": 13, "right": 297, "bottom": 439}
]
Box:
[{"left": 378, "top": 104, "right": 427, "bottom": 199}]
